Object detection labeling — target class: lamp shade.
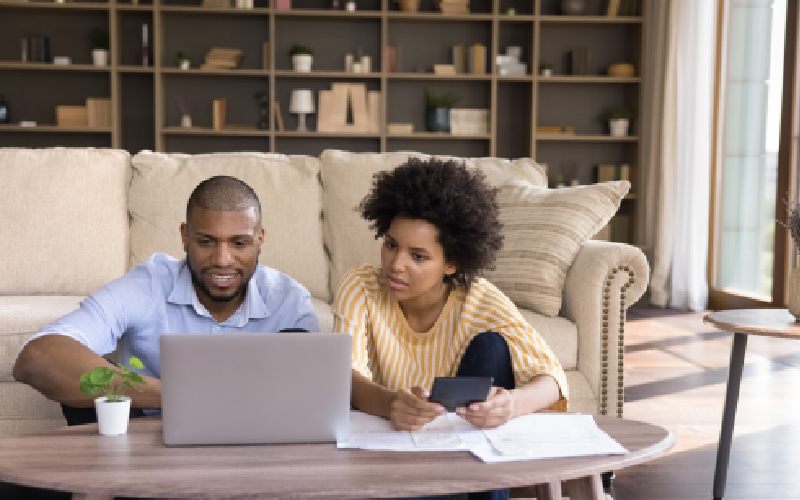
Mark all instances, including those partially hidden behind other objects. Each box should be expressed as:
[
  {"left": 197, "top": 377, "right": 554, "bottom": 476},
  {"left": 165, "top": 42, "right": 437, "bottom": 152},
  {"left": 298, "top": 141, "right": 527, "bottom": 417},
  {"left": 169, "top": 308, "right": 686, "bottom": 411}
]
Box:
[{"left": 289, "top": 89, "right": 315, "bottom": 114}]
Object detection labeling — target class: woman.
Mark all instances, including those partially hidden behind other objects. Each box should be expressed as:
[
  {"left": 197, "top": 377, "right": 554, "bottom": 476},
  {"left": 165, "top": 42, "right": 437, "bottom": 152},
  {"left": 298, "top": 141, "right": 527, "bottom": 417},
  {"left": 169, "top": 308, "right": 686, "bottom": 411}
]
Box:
[{"left": 333, "top": 157, "right": 568, "bottom": 434}]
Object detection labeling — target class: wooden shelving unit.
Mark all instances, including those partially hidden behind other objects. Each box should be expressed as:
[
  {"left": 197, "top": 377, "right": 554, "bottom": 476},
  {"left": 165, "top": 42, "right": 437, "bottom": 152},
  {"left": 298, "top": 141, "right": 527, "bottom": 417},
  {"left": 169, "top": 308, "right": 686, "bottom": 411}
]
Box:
[{"left": 0, "top": 0, "right": 644, "bottom": 243}]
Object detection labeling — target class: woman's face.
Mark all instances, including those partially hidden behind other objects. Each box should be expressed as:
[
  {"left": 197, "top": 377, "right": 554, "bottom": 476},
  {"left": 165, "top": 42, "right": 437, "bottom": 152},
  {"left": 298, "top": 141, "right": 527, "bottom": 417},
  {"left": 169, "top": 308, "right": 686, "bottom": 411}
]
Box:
[{"left": 380, "top": 217, "right": 457, "bottom": 304}]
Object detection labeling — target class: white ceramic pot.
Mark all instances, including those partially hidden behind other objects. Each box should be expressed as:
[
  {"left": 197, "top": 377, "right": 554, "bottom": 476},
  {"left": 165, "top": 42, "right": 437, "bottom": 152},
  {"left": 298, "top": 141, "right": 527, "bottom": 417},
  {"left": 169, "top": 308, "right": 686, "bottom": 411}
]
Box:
[
  {"left": 541, "top": 68, "right": 553, "bottom": 77},
  {"left": 609, "top": 118, "right": 629, "bottom": 137},
  {"left": 292, "top": 54, "right": 313, "bottom": 72},
  {"left": 94, "top": 396, "right": 131, "bottom": 436},
  {"left": 91, "top": 49, "right": 109, "bottom": 67},
  {"left": 788, "top": 267, "right": 800, "bottom": 320},
  {"left": 178, "top": 59, "right": 190, "bottom": 70}
]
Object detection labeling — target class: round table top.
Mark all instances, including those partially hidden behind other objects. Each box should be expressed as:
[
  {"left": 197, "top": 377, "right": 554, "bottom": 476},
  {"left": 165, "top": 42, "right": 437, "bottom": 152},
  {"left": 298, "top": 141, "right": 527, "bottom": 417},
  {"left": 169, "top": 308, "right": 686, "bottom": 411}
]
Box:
[
  {"left": 704, "top": 308, "right": 800, "bottom": 339},
  {"left": 0, "top": 416, "right": 673, "bottom": 499}
]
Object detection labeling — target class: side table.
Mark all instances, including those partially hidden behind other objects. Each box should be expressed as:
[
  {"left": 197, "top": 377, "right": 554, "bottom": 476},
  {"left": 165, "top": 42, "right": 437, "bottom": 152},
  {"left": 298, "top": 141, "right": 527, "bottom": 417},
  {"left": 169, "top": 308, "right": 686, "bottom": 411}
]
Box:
[{"left": 704, "top": 308, "right": 800, "bottom": 500}]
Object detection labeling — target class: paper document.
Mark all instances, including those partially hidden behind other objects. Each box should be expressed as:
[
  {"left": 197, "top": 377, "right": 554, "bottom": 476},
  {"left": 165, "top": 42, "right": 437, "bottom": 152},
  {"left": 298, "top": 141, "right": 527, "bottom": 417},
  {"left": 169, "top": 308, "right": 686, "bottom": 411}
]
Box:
[{"left": 339, "top": 411, "right": 627, "bottom": 462}]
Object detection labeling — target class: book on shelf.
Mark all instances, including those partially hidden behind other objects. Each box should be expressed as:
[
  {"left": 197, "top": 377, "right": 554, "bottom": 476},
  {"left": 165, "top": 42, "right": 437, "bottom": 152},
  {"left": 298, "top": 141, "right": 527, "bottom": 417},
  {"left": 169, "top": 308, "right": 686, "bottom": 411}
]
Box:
[
  {"left": 212, "top": 99, "right": 226, "bottom": 130},
  {"left": 596, "top": 163, "right": 631, "bottom": 182},
  {"left": 387, "top": 123, "right": 413, "bottom": 135},
  {"left": 452, "top": 44, "right": 467, "bottom": 73},
  {"left": 273, "top": 100, "right": 284, "bottom": 131},
  {"left": 56, "top": 105, "right": 88, "bottom": 127},
  {"left": 468, "top": 43, "right": 486, "bottom": 74},
  {"left": 536, "top": 125, "right": 575, "bottom": 135},
  {"left": 86, "top": 98, "right": 111, "bottom": 128}
]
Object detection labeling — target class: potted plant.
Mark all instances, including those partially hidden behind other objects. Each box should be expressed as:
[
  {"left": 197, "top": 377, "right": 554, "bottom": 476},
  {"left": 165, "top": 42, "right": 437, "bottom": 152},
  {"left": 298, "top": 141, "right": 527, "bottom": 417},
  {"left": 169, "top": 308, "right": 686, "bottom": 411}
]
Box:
[
  {"left": 79, "top": 356, "right": 147, "bottom": 436},
  {"left": 603, "top": 107, "right": 632, "bottom": 136},
  {"left": 88, "top": 29, "right": 109, "bottom": 67},
  {"left": 425, "top": 89, "right": 459, "bottom": 133},
  {"left": 176, "top": 51, "right": 191, "bottom": 70},
  {"left": 540, "top": 62, "right": 554, "bottom": 77},
  {"left": 289, "top": 44, "right": 314, "bottom": 72}
]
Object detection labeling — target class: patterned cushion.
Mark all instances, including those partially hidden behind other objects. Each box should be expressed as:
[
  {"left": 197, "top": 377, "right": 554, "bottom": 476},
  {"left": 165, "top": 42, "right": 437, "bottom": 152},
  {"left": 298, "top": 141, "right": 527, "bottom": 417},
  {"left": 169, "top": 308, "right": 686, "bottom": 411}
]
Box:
[{"left": 485, "top": 180, "right": 630, "bottom": 317}]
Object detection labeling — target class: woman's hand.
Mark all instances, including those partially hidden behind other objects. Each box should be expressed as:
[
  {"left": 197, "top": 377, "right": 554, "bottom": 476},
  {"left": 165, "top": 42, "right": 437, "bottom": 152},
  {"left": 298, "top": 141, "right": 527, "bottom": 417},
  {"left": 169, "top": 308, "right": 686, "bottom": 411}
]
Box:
[
  {"left": 390, "top": 387, "right": 445, "bottom": 431},
  {"left": 455, "top": 386, "right": 515, "bottom": 428}
]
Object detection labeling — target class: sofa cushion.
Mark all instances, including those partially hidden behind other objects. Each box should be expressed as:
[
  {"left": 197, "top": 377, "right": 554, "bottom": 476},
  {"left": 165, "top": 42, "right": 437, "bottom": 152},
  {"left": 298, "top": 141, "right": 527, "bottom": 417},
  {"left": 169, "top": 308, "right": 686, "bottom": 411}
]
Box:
[
  {"left": 484, "top": 181, "right": 630, "bottom": 317},
  {"left": 129, "top": 152, "right": 329, "bottom": 301},
  {"left": 0, "top": 148, "right": 129, "bottom": 296},
  {"left": 312, "top": 298, "right": 334, "bottom": 333},
  {"left": 518, "top": 308, "right": 577, "bottom": 370},
  {"left": 319, "top": 150, "right": 548, "bottom": 294},
  {"left": 0, "top": 296, "right": 84, "bottom": 381}
]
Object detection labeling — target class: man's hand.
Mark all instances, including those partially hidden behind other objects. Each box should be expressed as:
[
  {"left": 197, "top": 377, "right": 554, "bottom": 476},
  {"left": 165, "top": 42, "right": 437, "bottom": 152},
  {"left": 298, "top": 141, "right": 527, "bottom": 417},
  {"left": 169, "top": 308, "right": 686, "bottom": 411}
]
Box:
[
  {"left": 455, "top": 386, "right": 515, "bottom": 428},
  {"left": 390, "top": 387, "right": 445, "bottom": 431}
]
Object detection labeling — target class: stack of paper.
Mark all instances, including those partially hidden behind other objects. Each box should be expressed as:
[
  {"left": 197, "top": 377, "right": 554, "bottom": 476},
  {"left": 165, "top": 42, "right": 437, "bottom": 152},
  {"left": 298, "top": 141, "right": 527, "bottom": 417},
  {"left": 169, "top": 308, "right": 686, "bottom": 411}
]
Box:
[{"left": 339, "top": 411, "right": 628, "bottom": 463}]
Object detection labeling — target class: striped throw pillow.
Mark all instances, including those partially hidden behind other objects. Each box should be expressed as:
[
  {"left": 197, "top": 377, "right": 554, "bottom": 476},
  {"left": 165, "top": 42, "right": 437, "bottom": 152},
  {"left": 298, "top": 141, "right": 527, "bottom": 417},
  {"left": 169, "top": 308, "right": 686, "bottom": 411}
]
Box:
[{"left": 485, "top": 180, "right": 630, "bottom": 317}]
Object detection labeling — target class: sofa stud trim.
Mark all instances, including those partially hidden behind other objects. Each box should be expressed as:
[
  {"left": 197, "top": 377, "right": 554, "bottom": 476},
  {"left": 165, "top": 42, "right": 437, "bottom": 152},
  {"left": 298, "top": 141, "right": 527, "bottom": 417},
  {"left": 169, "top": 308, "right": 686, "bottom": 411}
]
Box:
[{"left": 600, "top": 265, "right": 635, "bottom": 418}]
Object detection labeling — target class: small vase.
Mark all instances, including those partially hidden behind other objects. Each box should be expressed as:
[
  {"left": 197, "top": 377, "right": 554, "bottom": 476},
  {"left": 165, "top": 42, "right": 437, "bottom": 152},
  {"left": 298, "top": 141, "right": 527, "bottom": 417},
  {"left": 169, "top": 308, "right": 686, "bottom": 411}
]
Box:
[
  {"left": 91, "top": 49, "right": 109, "bottom": 67},
  {"left": 788, "top": 268, "right": 800, "bottom": 320},
  {"left": 426, "top": 107, "right": 450, "bottom": 133},
  {"left": 292, "top": 54, "right": 313, "bottom": 72},
  {"left": 608, "top": 118, "right": 629, "bottom": 137},
  {"left": 95, "top": 396, "right": 131, "bottom": 436}
]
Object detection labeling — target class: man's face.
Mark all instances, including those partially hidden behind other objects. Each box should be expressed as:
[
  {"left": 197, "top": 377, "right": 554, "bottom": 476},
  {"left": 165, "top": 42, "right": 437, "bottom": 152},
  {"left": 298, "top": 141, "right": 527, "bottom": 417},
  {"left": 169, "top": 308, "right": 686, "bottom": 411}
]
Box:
[{"left": 180, "top": 206, "right": 264, "bottom": 308}]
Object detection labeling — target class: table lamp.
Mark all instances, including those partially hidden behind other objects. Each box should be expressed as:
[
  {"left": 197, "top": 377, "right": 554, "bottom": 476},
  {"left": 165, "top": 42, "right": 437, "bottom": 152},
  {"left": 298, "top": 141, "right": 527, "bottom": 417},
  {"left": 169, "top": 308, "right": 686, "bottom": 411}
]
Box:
[{"left": 289, "top": 89, "right": 315, "bottom": 132}]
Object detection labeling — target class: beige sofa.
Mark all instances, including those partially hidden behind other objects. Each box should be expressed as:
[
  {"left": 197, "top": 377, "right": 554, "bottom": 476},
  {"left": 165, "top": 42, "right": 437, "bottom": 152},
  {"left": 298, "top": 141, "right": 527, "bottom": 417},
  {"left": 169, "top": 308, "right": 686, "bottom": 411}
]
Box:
[{"left": 0, "top": 148, "right": 649, "bottom": 438}]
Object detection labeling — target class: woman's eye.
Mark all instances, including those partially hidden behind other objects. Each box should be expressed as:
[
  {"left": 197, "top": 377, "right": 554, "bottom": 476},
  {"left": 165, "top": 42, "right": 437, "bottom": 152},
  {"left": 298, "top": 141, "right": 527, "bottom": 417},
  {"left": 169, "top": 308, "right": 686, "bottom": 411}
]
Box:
[{"left": 412, "top": 253, "right": 426, "bottom": 262}]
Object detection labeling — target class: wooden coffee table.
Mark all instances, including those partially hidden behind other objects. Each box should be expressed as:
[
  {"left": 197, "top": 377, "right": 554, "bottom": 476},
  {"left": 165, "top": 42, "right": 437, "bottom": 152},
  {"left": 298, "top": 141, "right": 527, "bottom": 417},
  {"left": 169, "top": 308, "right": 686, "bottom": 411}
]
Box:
[
  {"left": 704, "top": 308, "right": 800, "bottom": 500},
  {"left": 0, "top": 415, "right": 673, "bottom": 500}
]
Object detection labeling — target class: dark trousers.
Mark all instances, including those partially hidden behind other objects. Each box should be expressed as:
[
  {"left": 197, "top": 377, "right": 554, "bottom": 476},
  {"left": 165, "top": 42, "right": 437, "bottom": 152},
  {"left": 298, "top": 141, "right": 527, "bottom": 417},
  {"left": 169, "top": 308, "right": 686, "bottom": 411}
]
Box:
[{"left": 410, "top": 332, "right": 514, "bottom": 500}]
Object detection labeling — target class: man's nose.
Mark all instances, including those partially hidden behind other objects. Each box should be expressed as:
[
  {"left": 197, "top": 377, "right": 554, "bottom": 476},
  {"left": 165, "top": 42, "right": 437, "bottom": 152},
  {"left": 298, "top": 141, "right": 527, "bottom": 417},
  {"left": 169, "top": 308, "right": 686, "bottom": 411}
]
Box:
[{"left": 211, "top": 243, "right": 234, "bottom": 266}]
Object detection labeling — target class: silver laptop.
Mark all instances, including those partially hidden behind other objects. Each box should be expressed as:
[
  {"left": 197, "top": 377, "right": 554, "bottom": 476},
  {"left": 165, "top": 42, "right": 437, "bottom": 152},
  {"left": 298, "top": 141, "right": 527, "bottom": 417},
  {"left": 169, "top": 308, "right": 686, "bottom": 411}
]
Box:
[{"left": 160, "top": 332, "right": 351, "bottom": 446}]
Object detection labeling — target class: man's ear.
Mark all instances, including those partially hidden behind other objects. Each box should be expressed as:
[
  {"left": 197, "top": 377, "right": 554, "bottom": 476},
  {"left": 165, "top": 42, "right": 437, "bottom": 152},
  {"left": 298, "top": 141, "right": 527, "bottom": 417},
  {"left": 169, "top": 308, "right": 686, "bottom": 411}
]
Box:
[
  {"left": 180, "top": 222, "right": 189, "bottom": 252},
  {"left": 257, "top": 227, "right": 265, "bottom": 245}
]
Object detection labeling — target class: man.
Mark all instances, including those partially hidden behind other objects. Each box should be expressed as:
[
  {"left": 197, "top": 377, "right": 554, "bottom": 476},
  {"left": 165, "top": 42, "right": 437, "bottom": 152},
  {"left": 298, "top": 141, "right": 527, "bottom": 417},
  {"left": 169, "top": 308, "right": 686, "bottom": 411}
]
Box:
[{"left": 14, "top": 175, "right": 319, "bottom": 417}]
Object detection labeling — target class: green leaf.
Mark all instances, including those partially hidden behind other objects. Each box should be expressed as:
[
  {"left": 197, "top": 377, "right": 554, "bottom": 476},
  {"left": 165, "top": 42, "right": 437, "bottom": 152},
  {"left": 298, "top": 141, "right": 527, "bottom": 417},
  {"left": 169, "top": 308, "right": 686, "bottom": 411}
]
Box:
[
  {"left": 129, "top": 356, "right": 144, "bottom": 370},
  {"left": 128, "top": 372, "right": 146, "bottom": 385},
  {"left": 88, "top": 367, "right": 115, "bottom": 386}
]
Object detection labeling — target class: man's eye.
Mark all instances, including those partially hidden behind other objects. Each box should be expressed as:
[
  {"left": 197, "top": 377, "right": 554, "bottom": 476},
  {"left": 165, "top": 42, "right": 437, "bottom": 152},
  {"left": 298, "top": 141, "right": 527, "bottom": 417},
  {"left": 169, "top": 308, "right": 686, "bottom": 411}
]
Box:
[
  {"left": 197, "top": 239, "right": 212, "bottom": 246},
  {"left": 233, "top": 240, "right": 248, "bottom": 248}
]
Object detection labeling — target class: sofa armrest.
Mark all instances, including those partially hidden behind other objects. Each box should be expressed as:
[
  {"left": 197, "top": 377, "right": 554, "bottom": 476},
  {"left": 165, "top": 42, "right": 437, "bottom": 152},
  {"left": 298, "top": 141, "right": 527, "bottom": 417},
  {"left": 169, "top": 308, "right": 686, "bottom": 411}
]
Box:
[{"left": 561, "top": 240, "right": 649, "bottom": 417}]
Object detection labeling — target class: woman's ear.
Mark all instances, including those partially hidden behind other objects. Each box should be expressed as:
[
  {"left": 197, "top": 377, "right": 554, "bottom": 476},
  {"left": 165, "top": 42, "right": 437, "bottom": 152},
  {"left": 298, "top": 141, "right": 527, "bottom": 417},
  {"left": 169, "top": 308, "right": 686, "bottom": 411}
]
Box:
[{"left": 444, "top": 262, "right": 457, "bottom": 277}]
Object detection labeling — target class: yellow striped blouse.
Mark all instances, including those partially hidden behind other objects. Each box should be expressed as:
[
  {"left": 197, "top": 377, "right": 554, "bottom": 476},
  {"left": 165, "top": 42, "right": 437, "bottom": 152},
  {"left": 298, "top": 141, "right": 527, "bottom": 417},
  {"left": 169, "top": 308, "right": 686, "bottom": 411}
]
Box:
[{"left": 333, "top": 264, "right": 569, "bottom": 411}]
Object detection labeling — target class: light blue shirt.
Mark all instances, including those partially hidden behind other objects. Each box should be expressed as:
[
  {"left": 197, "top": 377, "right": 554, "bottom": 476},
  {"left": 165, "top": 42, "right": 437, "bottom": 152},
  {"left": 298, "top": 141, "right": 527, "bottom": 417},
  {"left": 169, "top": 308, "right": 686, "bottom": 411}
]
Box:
[{"left": 33, "top": 253, "right": 320, "bottom": 378}]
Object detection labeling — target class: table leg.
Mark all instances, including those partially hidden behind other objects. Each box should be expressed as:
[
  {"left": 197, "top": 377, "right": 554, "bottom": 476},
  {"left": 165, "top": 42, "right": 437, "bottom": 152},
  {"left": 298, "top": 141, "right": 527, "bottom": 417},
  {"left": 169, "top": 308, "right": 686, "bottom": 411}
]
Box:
[
  {"left": 530, "top": 481, "right": 562, "bottom": 500},
  {"left": 564, "top": 474, "right": 602, "bottom": 500},
  {"left": 72, "top": 493, "right": 112, "bottom": 500},
  {"left": 713, "top": 332, "right": 748, "bottom": 500}
]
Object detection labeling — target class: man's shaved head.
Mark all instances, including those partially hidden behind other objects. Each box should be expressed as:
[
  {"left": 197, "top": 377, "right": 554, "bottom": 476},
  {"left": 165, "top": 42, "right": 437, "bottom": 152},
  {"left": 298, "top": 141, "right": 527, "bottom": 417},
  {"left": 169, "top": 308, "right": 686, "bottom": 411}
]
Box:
[{"left": 186, "top": 176, "right": 261, "bottom": 223}]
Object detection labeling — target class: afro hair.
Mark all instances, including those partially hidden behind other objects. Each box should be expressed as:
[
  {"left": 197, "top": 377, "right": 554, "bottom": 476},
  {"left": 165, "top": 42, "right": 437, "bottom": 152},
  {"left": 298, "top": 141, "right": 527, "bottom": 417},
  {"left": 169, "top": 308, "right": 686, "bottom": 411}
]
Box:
[{"left": 358, "top": 157, "right": 503, "bottom": 286}]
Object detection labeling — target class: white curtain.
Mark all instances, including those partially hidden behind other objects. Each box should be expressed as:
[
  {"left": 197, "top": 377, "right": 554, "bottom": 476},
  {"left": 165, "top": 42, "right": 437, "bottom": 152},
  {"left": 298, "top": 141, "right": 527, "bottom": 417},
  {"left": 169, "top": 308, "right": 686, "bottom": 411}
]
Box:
[{"left": 641, "top": 0, "right": 716, "bottom": 310}]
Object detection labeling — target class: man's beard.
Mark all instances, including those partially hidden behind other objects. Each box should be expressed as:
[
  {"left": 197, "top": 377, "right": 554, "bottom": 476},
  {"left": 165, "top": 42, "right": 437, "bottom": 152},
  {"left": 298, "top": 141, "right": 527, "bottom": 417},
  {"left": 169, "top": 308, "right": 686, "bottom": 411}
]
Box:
[{"left": 189, "top": 266, "right": 248, "bottom": 303}]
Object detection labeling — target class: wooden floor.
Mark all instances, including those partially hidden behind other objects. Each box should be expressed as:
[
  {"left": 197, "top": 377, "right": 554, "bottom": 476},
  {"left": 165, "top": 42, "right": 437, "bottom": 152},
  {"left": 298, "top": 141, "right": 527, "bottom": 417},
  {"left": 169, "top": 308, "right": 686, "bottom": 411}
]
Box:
[{"left": 612, "top": 308, "right": 800, "bottom": 499}]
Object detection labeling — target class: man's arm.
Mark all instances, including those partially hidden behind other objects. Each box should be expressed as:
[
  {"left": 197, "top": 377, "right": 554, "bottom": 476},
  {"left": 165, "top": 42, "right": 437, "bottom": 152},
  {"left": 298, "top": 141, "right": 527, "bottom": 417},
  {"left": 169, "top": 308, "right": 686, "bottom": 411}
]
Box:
[{"left": 13, "top": 335, "right": 161, "bottom": 408}]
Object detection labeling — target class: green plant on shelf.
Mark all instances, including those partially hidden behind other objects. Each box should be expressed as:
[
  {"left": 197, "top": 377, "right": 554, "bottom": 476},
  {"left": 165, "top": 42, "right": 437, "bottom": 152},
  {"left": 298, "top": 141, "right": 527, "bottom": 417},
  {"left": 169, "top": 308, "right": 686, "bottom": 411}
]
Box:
[
  {"left": 88, "top": 29, "right": 109, "bottom": 50},
  {"left": 424, "top": 89, "right": 459, "bottom": 109},
  {"left": 289, "top": 44, "right": 314, "bottom": 56},
  {"left": 602, "top": 107, "right": 633, "bottom": 121}
]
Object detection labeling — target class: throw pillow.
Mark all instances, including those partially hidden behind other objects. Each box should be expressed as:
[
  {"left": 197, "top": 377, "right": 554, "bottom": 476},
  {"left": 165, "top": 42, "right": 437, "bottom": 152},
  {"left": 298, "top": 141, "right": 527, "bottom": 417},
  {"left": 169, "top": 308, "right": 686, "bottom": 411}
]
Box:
[{"left": 484, "top": 180, "right": 630, "bottom": 317}]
